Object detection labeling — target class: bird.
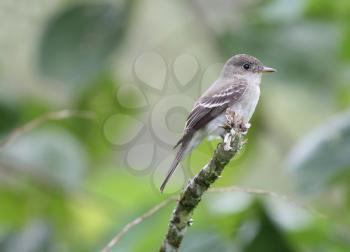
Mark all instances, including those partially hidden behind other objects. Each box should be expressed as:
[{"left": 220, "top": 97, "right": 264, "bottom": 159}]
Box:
[{"left": 160, "top": 54, "right": 276, "bottom": 192}]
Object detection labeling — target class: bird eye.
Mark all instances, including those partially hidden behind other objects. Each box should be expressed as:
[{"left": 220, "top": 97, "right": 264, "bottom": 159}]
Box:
[{"left": 243, "top": 63, "right": 251, "bottom": 70}]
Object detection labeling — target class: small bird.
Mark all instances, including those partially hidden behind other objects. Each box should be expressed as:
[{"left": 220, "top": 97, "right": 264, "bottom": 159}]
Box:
[{"left": 160, "top": 54, "right": 276, "bottom": 192}]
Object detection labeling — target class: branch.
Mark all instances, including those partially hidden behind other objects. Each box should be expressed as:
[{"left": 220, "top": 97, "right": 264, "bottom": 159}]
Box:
[
  {"left": 209, "top": 186, "right": 325, "bottom": 218},
  {"left": 100, "top": 196, "right": 177, "bottom": 252},
  {"left": 0, "top": 109, "right": 96, "bottom": 150},
  {"left": 160, "top": 110, "right": 246, "bottom": 252},
  {"left": 101, "top": 186, "right": 323, "bottom": 252}
]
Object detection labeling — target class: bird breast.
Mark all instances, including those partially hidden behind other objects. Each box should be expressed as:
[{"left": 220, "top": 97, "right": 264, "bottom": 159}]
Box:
[
  {"left": 205, "top": 83, "right": 260, "bottom": 137},
  {"left": 232, "top": 83, "right": 260, "bottom": 123}
]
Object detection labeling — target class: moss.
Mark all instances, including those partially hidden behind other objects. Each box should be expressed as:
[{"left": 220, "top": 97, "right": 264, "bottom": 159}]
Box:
[{"left": 160, "top": 130, "right": 245, "bottom": 251}]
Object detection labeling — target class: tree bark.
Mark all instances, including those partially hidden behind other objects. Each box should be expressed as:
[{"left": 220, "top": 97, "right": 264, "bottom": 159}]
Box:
[{"left": 160, "top": 116, "right": 245, "bottom": 252}]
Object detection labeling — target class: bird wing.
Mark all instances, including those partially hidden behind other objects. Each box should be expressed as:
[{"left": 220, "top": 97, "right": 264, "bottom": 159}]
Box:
[
  {"left": 185, "top": 79, "right": 248, "bottom": 133},
  {"left": 160, "top": 79, "right": 248, "bottom": 192},
  {"left": 172, "top": 79, "right": 248, "bottom": 149}
]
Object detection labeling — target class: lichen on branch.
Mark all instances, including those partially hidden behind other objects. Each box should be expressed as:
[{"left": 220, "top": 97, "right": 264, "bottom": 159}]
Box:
[{"left": 160, "top": 109, "right": 246, "bottom": 252}]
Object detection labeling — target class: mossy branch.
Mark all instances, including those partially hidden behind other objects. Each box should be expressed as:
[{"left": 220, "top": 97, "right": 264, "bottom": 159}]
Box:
[{"left": 159, "top": 110, "right": 246, "bottom": 252}]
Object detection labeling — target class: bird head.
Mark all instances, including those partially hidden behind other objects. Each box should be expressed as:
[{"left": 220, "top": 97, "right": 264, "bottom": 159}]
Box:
[{"left": 222, "top": 54, "right": 276, "bottom": 78}]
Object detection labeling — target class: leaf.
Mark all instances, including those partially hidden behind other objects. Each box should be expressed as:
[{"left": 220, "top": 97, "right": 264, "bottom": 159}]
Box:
[
  {"left": 2, "top": 220, "right": 52, "bottom": 252},
  {"left": 182, "top": 232, "right": 232, "bottom": 252},
  {"left": 304, "top": 0, "right": 336, "bottom": 20},
  {"left": 304, "top": 0, "right": 350, "bottom": 21},
  {"left": 0, "top": 102, "right": 19, "bottom": 136},
  {"left": 1, "top": 127, "right": 88, "bottom": 190},
  {"left": 38, "top": 2, "right": 133, "bottom": 86},
  {"left": 341, "top": 27, "right": 350, "bottom": 60},
  {"left": 287, "top": 110, "right": 350, "bottom": 192},
  {"left": 243, "top": 204, "right": 295, "bottom": 252}
]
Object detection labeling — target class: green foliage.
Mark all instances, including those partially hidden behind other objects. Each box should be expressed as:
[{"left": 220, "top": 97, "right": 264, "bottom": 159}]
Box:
[
  {"left": 1, "top": 0, "right": 350, "bottom": 251},
  {"left": 243, "top": 205, "right": 295, "bottom": 252},
  {"left": 288, "top": 111, "right": 350, "bottom": 192},
  {"left": 39, "top": 2, "right": 133, "bottom": 87},
  {"left": 305, "top": 0, "right": 350, "bottom": 21},
  {"left": 0, "top": 102, "right": 19, "bottom": 136}
]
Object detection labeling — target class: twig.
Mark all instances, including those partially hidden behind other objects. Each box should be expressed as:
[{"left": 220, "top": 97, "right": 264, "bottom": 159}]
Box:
[
  {"left": 0, "top": 109, "right": 96, "bottom": 150},
  {"left": 209, "top": 186, "right": 325, "bottom": 218},
  {"left": 101, "top": 186, "right": 323, "bottom": 252},
  {"left": 100, "top": 196, "right": 177, "bottom": 252}
]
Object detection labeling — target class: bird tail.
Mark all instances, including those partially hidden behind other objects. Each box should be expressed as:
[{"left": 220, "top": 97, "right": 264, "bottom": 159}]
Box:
[{"left": 160, "top": 142, "right": 188, "bottom": 192}]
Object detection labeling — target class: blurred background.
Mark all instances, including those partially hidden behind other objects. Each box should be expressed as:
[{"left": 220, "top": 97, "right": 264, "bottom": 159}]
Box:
[{"left": 1, "top": 0, "right": 350, "bottom": 251}]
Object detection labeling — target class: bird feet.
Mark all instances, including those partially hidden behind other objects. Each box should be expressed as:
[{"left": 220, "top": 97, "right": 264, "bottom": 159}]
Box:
[
  {"left": 221, "top": 109, "right": 249, "bottom": 151},
  {"left": 222, "top": 108, "right": 250, "bottom": 134}
]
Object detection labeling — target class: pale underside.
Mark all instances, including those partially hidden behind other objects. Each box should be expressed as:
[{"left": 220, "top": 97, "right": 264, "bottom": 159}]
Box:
[{"left": 184, "top": 76, "right": 261, "bottom": 155}]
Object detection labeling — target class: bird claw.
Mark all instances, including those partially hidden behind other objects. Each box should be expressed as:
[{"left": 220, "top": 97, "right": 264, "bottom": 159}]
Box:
[
  {"left": 224, "top": 108, "right": 249, "bottom": 134},
  {"left": 223, "top": 109, "right": 250, "bottom": 149}
]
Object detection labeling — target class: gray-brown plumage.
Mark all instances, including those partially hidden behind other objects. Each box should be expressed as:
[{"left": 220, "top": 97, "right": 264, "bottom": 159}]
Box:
[{"left": 160, "top": 54, "right": 276, "bottom": 192}]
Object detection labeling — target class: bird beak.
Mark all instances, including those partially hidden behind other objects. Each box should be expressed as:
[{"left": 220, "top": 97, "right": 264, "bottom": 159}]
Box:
[{"left": 261, "top": 66, "right": 277, "bottom": 73}]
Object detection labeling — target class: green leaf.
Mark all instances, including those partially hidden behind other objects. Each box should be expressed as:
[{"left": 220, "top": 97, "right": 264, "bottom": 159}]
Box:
[
  {"left": 38, "top": 2, "right": 133, "bottom": 86},
  {"left": 341, "top": 27, "right": 350, "bottom": 60},
  {"left": 0, "top": 102, "right": 19, "bottom": 136},
  {"left": 1, "top": 127, "right": 88, "bottom": 190},
  {"left": 304, "top": 0, "right": 350, "bottom": 21},
  {"left": 182, "top": 232, "right": 232, "bottom": 252},
  {"left": 287, "top": 110, "right": 350, "bottom": 192},
  {"left": 2, "top": 220, "right": 52, "bottom": 252},
  {"left": 304, "top": 0, "right": 336, "bottom": 20},
  {"left": 243, "top": 205, "right": 295, "bottom": 252}
]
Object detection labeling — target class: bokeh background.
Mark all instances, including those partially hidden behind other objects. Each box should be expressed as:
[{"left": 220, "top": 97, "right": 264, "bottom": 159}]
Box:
[{"left": 1, "top": 0, "right": 350, "bottom": 251}]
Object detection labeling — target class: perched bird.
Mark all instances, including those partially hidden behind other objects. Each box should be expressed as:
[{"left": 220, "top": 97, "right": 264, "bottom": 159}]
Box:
[{"left": 160, "top": 54, "right": 276, "bottom": 192}]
